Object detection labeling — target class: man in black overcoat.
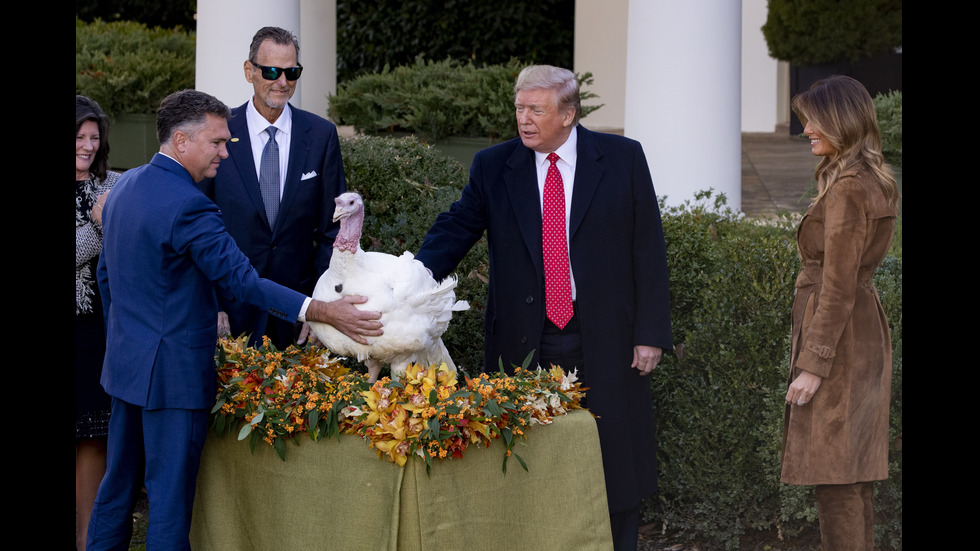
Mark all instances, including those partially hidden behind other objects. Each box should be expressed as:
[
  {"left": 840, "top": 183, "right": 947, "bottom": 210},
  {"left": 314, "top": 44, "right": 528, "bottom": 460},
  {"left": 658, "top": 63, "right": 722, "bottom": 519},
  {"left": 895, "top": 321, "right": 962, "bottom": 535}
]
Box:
[{"left": 415, "top": 64, "right": 673, "bottom": 551}]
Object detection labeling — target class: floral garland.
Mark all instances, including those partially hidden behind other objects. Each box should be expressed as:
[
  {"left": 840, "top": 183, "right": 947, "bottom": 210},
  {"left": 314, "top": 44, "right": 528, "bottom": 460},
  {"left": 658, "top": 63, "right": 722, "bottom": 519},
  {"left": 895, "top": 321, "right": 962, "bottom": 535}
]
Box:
[{"left": 210, "top": 336, "right": 587, "bottom": 472}]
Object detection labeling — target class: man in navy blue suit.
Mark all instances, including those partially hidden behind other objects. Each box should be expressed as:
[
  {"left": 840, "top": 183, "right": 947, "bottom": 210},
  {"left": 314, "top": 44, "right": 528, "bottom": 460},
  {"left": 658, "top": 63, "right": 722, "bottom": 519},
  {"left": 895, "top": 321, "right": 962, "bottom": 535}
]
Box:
[
  {"left": 199, "top": 26, "right": 346, "bottom": 349},
  {"left": 87, "top": 89, "right": 382, "bottom": 551},
  {"left": 415, "top": 65, "right": 672, "bottom": 551}
]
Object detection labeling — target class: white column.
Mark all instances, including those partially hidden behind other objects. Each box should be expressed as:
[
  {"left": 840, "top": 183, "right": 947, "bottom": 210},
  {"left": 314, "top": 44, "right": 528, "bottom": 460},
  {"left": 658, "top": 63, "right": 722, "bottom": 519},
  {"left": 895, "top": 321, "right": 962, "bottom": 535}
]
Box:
[
  {"left": 573, "top": 0, "right": 628, "bottom": 132},
  {"left": 195, "top": 0, "right": 302, "bottom": 110},
  {"left": 624, "top": 1, "right": 742, "bottom": 210},
  {"left": 300, "top": 0, "right": 338, "bottom": 121},
  {"left": 741, "top": 0, "right": 779, "bottom": 132}
]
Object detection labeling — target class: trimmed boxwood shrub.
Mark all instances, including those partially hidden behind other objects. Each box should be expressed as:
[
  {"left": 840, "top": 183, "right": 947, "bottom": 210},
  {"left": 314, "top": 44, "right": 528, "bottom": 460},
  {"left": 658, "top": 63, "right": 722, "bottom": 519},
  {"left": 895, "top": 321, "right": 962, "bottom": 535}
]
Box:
[
  {"left": 648, "top": 192, "right": 799, "bottom": 548},
  {"left": 75, "top": 17, "right": 195, "bottom": 117},
  {"left": 329, "top": 58, "right": 601, "bottom": 143},
  {"left": 875, "top": 91, "right": 903, "bottom": 168}
]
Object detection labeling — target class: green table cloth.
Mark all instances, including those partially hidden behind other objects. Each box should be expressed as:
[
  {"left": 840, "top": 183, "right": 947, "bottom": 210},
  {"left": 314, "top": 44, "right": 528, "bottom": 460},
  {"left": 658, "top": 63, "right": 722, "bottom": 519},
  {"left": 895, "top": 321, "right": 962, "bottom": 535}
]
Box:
[{"left": 191, "top": 409, "right": 613, "bottom": 550}]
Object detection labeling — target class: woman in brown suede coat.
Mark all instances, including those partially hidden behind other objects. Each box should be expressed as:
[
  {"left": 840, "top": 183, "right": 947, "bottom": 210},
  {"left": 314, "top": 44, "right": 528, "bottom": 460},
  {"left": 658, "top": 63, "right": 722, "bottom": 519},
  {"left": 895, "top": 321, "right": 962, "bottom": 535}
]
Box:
[{"left": 781, "top": 75, "right": 900, "bottom": 551}]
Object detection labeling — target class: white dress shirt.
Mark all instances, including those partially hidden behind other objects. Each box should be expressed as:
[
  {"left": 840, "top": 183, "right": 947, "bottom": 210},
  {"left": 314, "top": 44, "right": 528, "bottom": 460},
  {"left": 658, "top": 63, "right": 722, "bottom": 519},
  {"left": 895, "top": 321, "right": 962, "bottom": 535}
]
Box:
[{"left": 245, "top": 98, "right": 292, "bottom": 200}]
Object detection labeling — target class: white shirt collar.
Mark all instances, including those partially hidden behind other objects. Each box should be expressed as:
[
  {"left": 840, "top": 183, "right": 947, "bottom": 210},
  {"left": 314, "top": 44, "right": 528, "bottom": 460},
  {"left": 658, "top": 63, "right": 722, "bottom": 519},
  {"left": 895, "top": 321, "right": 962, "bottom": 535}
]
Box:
[
  {"left": 534, "top": 126, "right": 578, "bottom": 169},
  {"left": 245, "top": 98, "right": 292, "bottom": 138}
]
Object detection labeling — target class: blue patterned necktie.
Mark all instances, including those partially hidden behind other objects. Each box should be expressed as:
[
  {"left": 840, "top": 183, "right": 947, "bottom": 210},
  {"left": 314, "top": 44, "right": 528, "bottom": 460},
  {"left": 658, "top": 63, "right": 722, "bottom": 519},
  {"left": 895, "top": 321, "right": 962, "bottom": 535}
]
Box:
[{"left": 259, "top": 126, "right": 280, "bottom": 227}]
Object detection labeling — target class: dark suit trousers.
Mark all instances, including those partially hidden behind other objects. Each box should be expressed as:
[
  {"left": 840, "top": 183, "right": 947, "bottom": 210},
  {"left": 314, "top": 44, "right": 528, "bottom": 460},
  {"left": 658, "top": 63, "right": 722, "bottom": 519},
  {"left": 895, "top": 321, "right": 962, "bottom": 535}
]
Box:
[
  {"left": 87, "top": 398, "right": 208, "bottom": 551},
  {"left": 539, "top": 309, "right": 640, "bottom": 551},
  {"left": 539, "top": 307, "right": 585, "bottom": 387}
]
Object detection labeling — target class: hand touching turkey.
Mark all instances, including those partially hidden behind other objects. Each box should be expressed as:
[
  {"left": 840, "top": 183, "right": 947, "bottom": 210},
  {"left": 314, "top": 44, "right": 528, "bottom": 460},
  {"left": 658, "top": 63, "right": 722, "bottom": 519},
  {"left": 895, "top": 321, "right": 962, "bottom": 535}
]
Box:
[{"left": 309, "top": 192, "right": 469, "bottom": 382}]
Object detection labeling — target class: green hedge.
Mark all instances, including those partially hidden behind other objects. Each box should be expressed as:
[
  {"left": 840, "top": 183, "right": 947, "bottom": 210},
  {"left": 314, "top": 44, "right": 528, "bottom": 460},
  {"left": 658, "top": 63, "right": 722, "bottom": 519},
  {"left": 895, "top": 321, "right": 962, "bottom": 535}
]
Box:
[
  {"left": 76, "top": 0, "right": 196, "bottom": 29},
  {"left": 876, "top": 91, "right": 903, "bottom": 168},
  {"left": 329, "top": 58, "right": 602, "bottom": 143},
  {"left": 339, "top": 140, "right": 903, "bottom": 550},
  {"left": 336, "top": 0, "right": 574, "bottom": 84},
  {"left": 649, "top": 193, "right": 799, "bottom": 548},
  {"left": 75, "top": 17, "right": 195, "bottom": 117}
]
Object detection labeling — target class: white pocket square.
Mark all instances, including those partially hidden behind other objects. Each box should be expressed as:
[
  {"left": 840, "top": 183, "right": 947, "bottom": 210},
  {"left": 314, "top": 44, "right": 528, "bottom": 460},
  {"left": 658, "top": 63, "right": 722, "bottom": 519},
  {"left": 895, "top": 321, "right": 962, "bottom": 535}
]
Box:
[{"left": 301, "top": 171, "right": 317, "bottom": 180}]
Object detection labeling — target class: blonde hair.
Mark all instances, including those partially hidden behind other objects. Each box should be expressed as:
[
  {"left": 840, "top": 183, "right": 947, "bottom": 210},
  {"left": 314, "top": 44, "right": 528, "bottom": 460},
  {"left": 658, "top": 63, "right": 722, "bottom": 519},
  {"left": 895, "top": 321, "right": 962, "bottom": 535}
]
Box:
[{"left": 792, "top": 75, "right": 900, "bottom": 208}]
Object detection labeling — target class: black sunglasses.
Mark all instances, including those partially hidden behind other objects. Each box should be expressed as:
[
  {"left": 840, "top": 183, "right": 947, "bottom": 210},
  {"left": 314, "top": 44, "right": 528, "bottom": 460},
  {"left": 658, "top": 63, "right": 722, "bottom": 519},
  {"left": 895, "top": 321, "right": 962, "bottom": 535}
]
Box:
[{"left": 251, "top": 62, "right": 303, "bottom": 81}]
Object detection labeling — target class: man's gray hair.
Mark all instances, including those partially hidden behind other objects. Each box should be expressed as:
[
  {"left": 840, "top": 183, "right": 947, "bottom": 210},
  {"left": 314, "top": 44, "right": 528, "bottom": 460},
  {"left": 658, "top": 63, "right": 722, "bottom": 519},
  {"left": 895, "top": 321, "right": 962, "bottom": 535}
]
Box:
[
  {"left": 248, "top": 26, "right": 300, "bottom": 63},
  {"left": 514, "top": 65, "right": 581, "bottom": 125}
]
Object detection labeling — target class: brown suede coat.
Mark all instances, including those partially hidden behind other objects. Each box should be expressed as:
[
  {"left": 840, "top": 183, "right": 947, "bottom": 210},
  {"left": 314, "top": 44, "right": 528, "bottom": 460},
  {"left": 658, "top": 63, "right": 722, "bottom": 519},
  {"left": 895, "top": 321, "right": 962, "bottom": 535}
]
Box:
[{"left": 781, "top": 168, "right": 898, "bottom": 485}]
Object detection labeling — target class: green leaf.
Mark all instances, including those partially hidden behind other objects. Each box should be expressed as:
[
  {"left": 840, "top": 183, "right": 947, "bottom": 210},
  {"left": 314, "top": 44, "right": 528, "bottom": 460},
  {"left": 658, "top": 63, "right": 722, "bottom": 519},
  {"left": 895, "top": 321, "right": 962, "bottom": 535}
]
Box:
[
  {"left": 274, "top": 436, "right": 286, "bottom": 461},
  {"left": 519, "top": 349, "right": 535, "bottom": 370},
  {"left": 213, "top": 414, "right": 225, "bottom": 436},
  {"left": 449, "top": 389, "right": 472, "bottom": 401},
  {"left": 501, "top": 426, "right": 513, "bottom": 447},
  {"left": 210, "top": 398, "right": 226, "bottom": 414},
  {"left": 483, "top": 399, "right": 503, "bottom": 418},
  {"left": 513, "top": 452, "right": 528, "bottom": 472},
  {"left": 237, "top": 423, "right": 253, "bottom": 441}
]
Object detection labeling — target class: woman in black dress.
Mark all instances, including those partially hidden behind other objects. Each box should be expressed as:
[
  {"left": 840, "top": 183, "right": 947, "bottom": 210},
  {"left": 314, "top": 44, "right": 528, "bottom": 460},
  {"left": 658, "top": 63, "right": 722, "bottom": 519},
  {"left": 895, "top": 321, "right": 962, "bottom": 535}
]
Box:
[{"left": 76, "top": 95, "right": 119, "bottom": 550}]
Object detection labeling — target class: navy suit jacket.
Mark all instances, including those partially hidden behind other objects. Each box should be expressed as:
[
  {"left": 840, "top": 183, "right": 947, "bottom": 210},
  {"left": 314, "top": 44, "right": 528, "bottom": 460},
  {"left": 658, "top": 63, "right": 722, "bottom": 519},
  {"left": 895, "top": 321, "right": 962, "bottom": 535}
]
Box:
[
  {"left": 98, "top": 153, "right": 307, "bottom": 410},
  {"left": 198, "top": 102, "right": 345, "bottom": 346},
  {"left": 415, "top": 126, "right": 672, "bottom": 512}
]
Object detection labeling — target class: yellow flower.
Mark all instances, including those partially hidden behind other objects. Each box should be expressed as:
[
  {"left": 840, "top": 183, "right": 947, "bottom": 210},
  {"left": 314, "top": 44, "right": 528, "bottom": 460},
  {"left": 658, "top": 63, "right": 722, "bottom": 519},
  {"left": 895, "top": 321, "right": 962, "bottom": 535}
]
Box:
[
  {"left": 361, "top": 382, "right": 397, "bottom": 426},
  {"left": 402, "top": 392, "right": 428, "bottom": 415},
  {"left": 461, "top": 418, "right": 490, "bottom": 443},
  {"left": 375, "top": 439, "right": 411, "bottom": 466},
  {"left": 436, "top": 385, "right": 453, "bottom": 401}
]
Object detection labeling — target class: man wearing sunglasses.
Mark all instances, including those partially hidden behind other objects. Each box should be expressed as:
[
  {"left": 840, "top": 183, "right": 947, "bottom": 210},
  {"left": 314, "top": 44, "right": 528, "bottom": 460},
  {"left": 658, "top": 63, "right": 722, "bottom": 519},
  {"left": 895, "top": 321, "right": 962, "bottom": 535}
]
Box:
[{"left": 199, "top": 26, "right": 351, "bottom": 350}]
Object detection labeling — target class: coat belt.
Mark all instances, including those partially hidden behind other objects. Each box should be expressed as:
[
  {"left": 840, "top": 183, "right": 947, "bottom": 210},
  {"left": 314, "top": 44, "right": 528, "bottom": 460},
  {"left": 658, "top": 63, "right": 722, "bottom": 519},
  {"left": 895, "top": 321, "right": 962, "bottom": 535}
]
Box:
[{"left": 796, "top": 263, "right": 876, "bottom": 289}]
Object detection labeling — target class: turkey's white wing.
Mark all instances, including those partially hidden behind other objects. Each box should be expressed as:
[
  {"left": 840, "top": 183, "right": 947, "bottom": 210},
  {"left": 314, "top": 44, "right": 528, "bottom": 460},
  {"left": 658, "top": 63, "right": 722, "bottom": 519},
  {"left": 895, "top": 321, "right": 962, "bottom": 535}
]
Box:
[{"left": 309, "top": 249, "right": 464, "bottom": 367}]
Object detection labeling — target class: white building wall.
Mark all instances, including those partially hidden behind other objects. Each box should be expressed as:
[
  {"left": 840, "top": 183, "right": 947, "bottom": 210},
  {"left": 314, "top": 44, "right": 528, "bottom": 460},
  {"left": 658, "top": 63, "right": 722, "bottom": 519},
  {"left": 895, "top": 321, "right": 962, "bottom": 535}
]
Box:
[
  {"left": 573, "top": 0, "right": 629, "bottom": 132},
  {"left": 299, "top": 0, "right": 337, "bottom": 120},
  {"left": 741, "top": 0, "right": 780, "bottom": 132}
]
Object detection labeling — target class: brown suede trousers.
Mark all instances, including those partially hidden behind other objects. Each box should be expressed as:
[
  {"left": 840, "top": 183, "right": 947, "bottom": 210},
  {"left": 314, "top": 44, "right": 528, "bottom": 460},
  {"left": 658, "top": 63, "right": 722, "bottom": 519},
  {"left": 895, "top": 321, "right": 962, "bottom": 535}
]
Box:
[{"left": 815, "top": 481, "right": 874, "bottom": 551}]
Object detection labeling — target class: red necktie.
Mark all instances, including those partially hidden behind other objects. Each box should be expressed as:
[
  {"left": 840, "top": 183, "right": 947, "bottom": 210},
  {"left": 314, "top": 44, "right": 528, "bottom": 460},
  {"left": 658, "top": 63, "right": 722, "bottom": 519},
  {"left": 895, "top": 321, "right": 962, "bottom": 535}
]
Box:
[{"left": 543, "top": 152, "right": 573, "bottom": 329}]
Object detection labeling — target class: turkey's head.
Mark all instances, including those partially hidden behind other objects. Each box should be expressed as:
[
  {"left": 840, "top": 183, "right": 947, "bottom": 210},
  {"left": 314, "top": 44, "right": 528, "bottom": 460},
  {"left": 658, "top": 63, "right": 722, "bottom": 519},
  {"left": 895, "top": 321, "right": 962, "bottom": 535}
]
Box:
[
  {"left": 333, "top": 192, "right": 364, "bottom": 223},
  {"left": 332, "top": 192, "right": 365, "bottom": 253}
]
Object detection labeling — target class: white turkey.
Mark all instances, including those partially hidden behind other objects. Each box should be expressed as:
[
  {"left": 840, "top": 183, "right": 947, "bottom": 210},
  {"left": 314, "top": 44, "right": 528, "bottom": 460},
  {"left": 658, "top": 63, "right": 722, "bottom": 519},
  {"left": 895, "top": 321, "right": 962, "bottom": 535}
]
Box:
[{"left": 310, "top": 191, "right": 469, "bottom": 382}]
